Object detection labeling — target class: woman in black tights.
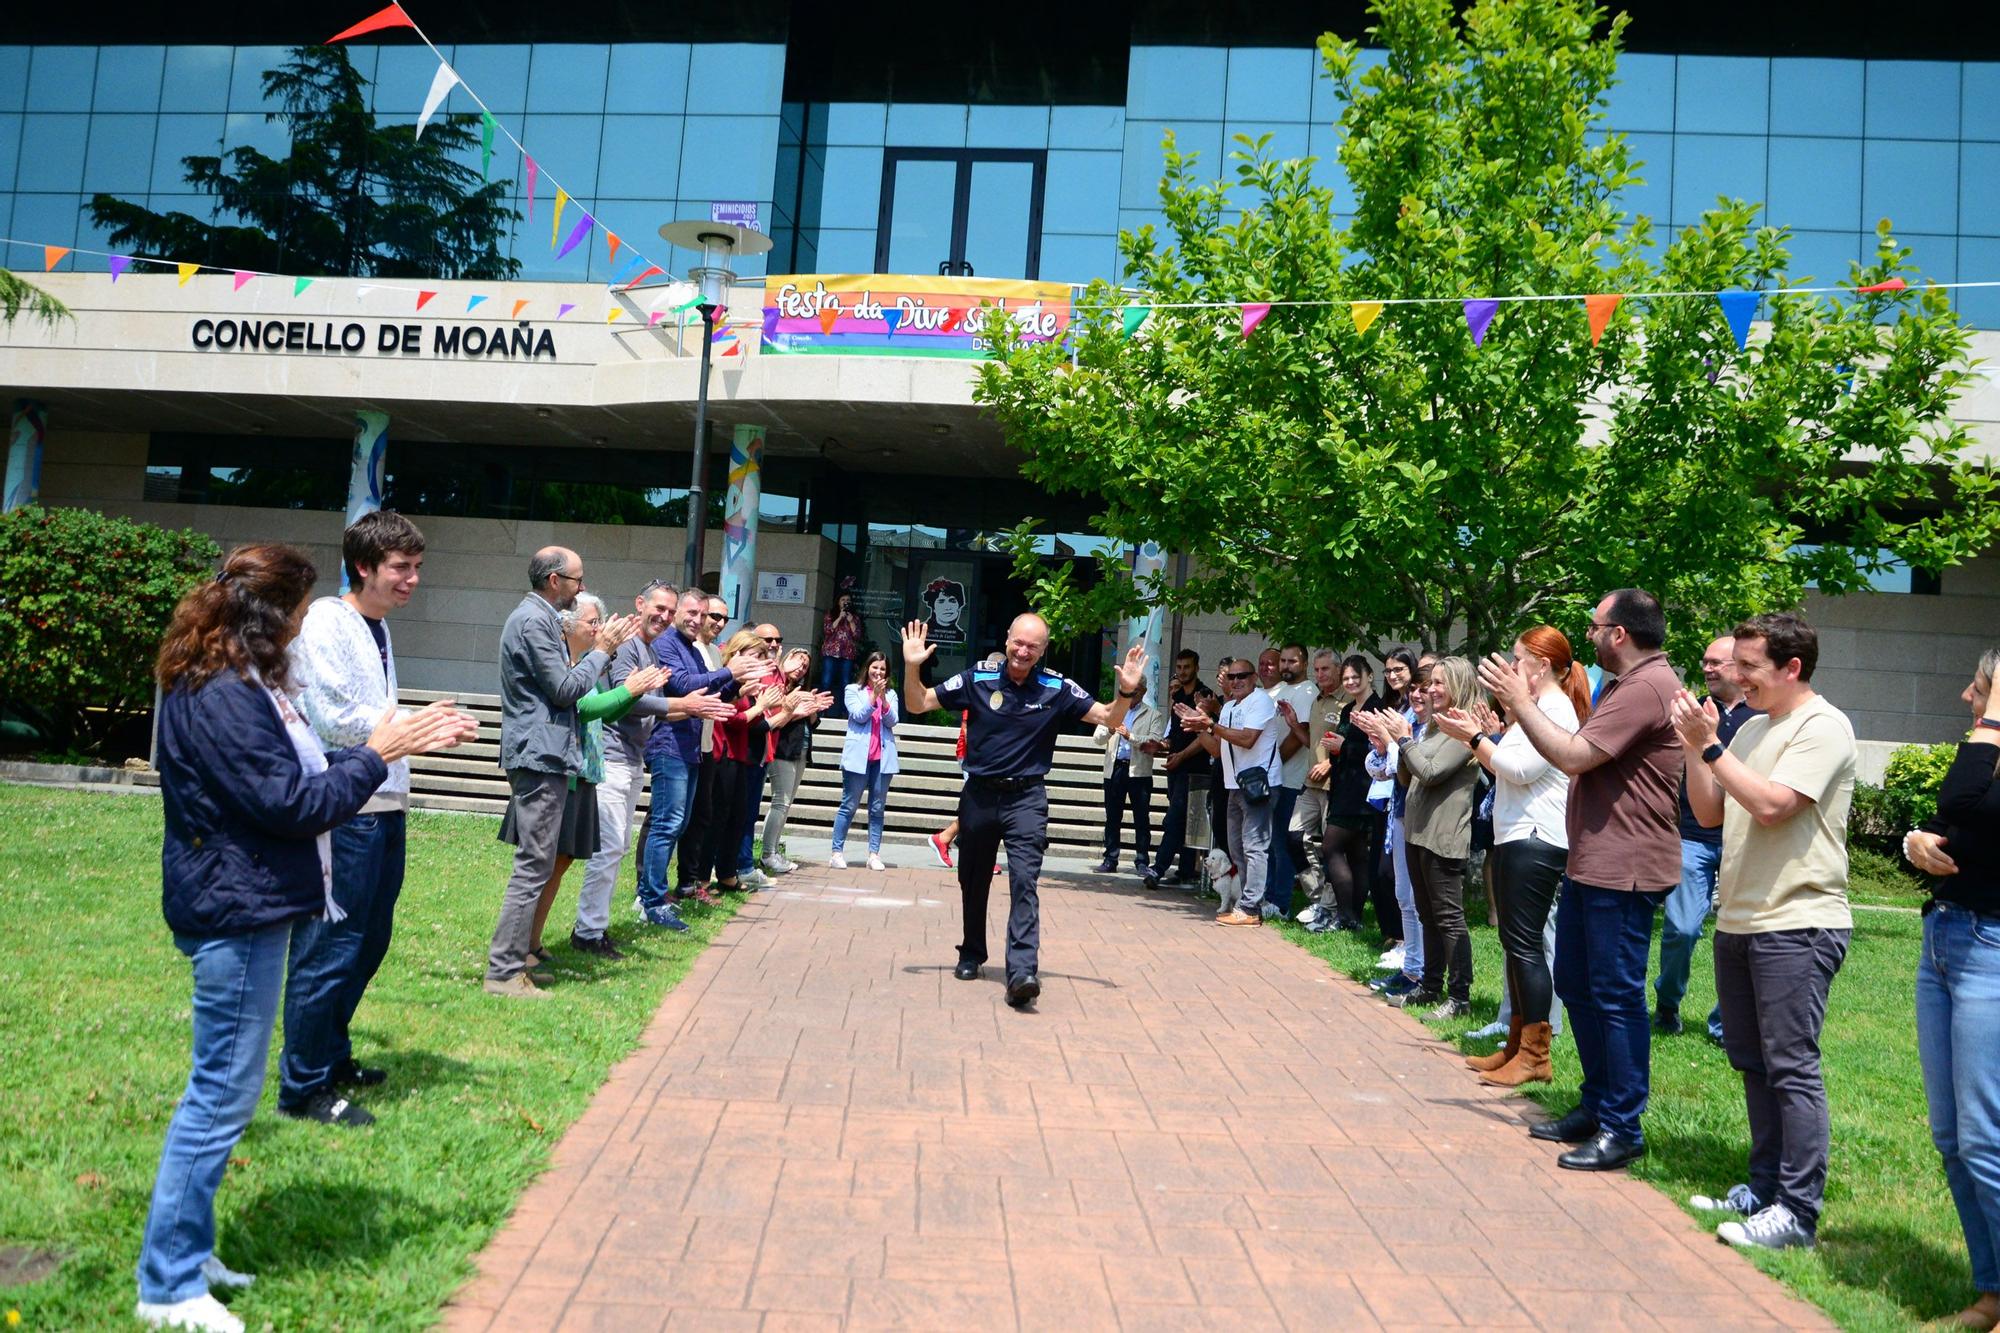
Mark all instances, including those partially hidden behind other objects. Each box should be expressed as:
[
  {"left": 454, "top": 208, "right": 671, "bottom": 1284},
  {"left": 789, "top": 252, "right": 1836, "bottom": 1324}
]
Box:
[{"left": 1306, "top": 656, "right": 1389, "bottom": 933}]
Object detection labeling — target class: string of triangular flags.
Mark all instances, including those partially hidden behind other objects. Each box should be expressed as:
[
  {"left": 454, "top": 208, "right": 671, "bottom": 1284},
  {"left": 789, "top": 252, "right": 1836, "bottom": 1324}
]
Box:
[
  {"left": 325, "top": 2, "right": 672, "bottom": 294},
  {"left": 1, "top": 235, "right": 739, "bottom": 335},
  {"left": 1114, "top": 277, "right": 1938, "bottom": 351}
]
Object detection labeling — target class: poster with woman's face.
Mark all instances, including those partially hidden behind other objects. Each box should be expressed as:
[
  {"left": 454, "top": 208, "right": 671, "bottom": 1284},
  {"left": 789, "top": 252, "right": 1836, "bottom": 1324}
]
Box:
[{"left": 921, "top": 577, "right": 968, "bottom": 646}]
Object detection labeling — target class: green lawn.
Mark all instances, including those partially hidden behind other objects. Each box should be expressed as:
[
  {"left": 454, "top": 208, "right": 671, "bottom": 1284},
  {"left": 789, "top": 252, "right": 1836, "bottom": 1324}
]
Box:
[
  {"left": 0, "top": 784, "right": 738, "bottom": 1332},
  {"left": 1276, "top": 849, "right": 1951, "bottom": 1332}
]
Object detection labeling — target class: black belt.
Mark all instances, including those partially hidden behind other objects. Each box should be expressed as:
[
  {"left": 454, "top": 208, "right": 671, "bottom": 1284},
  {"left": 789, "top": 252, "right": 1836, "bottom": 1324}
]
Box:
[{"left": 967, "top": 774, "right": 1045, "bottom": 792}]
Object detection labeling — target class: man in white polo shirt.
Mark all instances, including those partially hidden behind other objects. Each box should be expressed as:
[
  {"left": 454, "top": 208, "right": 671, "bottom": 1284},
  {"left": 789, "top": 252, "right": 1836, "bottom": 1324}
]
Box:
[
  {"left": 1674, "top": 610, "right": 1855, "bottom": 1253},
  {"left": 1181, "top": 657, "right": 1286, "bottom": 927}
]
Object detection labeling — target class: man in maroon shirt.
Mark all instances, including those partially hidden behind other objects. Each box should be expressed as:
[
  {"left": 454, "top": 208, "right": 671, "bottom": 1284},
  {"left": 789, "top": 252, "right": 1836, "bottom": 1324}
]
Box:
[{"left": 1481, "top": 587, "right": 1684, "bottom": 1171}]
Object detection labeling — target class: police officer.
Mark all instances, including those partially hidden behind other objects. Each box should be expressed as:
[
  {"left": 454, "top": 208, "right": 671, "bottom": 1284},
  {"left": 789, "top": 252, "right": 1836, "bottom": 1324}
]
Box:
[{"left": 902, "top": 614, "right": 1151, "bottom": 1008}]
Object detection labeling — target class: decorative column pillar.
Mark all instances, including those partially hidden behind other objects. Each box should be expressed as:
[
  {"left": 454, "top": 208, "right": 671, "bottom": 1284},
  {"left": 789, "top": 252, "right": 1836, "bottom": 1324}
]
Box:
[
  {"left": 717, "top": 423, "right": 765, "bottom": 630},
  {"left": 1122, "top": 540, "right": 1168, "bottom": 704},
  {"left": 4, "top": 400, "right": 47, "bottom": 513},
  {"left": 343, "top": 409, "right": 389, "bottom": 592}
]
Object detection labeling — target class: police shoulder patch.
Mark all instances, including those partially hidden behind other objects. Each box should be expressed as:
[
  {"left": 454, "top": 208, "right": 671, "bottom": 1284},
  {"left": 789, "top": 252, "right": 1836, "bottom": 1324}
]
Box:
[{"left": 943, "top": 674, "right": 964, "bottom": 693}]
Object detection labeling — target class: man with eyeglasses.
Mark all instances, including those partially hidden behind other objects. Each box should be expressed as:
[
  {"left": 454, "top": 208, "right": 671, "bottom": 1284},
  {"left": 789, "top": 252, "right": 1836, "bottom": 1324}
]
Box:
[
  {"left": 1653, "top": 634, "right": 1757, "bottom": 1041},
  {"left": 640, "top": 589, "right": 763, "bottom": 928},
  {"left": 487, "top": 547, "right": 640, "bottom": 996},
  {"left": 1480, "top": 588, "right": 1685, "bottom": 1171},
  {"left": 1180, "top": 659, "right": 1287, "bottom": 927},
  {"left": 730, "top": 623, "right": 789, "bottom": 888}
]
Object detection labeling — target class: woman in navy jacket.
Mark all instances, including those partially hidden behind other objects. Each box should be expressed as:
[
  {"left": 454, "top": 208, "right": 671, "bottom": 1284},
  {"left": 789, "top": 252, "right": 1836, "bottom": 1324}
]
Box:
[{"left": 136, "top": 544, "right": 469, "bottom": 1333}]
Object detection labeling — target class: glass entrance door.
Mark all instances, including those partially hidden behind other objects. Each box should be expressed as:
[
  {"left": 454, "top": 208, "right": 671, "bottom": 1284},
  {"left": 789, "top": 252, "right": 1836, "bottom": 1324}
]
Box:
[{"left": 876, "top": 149, "right": 1045, "bottom": 278}]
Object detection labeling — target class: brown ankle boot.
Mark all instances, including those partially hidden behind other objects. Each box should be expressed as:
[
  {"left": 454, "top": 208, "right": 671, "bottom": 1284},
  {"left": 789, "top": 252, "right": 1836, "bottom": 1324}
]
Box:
[
  {"left": 1481, "top": 1021, "right": 1553, "bottom": 1086},
  {"left": 1466, "top": 1015, "right": 1522, "bottom": 1072}
]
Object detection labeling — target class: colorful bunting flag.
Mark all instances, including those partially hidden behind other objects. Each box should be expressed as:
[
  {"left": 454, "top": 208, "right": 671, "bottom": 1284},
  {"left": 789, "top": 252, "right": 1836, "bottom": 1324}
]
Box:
[
  {"left": 512, "top": 298, "right": 530, "bottom": 318},
  {"left": 556, "top": 213, "right": 593, "bottom": 260},
  {"left": 177, "top": 261, "right": 199, "bottom": 286},
  {"left": 1240, "top": 303, "right": 1271, "bottom": 337},
  {"left": 232, "top": 270, "right": 255, "bottom": 291},
  {"left": 1856, "top": 277, "right": 1907, "bottom": 294},
  {"left": 293, "top": 276, "right": 313, "bottom": 296},
  {"left": 1716, "top": 290, "right": 1760, "bottom": 350},
  {"left": 1463, "top": 298, "right": 1499, "bottom": 347},
  {"left": 416, "top": 290, "right": 437, "bottom": 310},
  {"left": 649, "top": 311, "right": 665, "bottom": 326},
  {"left": 882, "top": 309, "right": 905, "bottom": 337},
  {"left": 938, "top": 308, "right": 963, "bottom": 332},
  {"left": 480, "top": 111, "right": 496, "bottom": 179},
  {"left": 415, "top": 62, "right": 458, "bottom": 140},
  {"left": 1120, "top": 305, "right": 1150, "bottom": 338},
  {"left": 607, "top": 307, "right": 623, "bottom": 322},
  {"left": 557, "top": 303, "right": 575, "bottom": 319},
  {"left": 818, "top": 307, "right": 839, "bottom": 334},
  {"left": 722, "top": 341, "right": 742, "bottom": 358},
  {"left": 623, "top": 265, "right": 664, "bottom": 289},
  {"left": 1584, "top": 293, "right": 1624, "bottom": 346},
  {"left": 1351, "top": 301, "right": 1382, "bottom": 336},
  {"left": 606, "top": 233, "right": 622, "bottom": 266},
  {"left": 467, "top": 294, "right": 487, "bottom": 311},
  {"left": 326, "top": 2, "right": 415, "bottom": 44},
  {"left": 108, "top": 255, "right": 132, "bottom": 281},
  {"left": 524, "top": 156, "right": 538, "bottom": 220},
  {"left": 43, "top": 246, "right": 69, "bottom": 271},
  {"left": 712, "top": 324, "right": 734, "bottom": 343}
]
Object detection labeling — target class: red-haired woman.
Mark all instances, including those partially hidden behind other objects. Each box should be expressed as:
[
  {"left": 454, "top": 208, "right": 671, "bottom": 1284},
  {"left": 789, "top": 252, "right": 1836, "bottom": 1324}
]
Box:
[
  {"left": 136, "top": 545, "right": 470, "bottom": 1333},
  {"left": 1437, "top": 625, "right": 1592, "bottom": 1085}
]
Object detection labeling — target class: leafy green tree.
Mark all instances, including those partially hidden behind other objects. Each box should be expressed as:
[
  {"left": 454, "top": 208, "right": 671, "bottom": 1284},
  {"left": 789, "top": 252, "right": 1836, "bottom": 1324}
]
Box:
[
  {"left": 0, "top": 506, "right": 220, "bottom": 757},
  {"left": 976, "top": 0, "right": 1999, "bottom": 661},
  {"left": 0, "top": 270, "right": 70, "bottom": 326},
  {"left": 89, "top": 45, "right": 518, "bottom": 280}
]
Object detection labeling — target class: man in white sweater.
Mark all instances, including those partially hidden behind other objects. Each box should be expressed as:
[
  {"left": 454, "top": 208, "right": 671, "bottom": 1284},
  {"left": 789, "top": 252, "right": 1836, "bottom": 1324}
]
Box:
[{"left": 277, "top": 511, "right": 474, "bottom": 1126}]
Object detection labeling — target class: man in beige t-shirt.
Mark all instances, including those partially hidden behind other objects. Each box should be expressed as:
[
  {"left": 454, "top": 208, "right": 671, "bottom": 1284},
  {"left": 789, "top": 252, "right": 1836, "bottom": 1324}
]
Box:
[{"left": 1674, "top": 611, "right": 1854, "bottom": 1255}]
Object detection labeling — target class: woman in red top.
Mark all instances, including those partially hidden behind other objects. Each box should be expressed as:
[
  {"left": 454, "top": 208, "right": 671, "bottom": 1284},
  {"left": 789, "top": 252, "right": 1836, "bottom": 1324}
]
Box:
[
  {"left": 695, "top": 630, "right": 784, "bottom": 895},
  {"left": 819, "top": 591, "right": 862, "bottom": 703}
]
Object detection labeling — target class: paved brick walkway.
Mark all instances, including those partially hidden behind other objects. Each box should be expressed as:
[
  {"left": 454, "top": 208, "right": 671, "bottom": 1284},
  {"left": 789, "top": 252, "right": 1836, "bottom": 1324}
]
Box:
[{"left": 441, "top": 861, "right": 1830, "bottom": 1332}]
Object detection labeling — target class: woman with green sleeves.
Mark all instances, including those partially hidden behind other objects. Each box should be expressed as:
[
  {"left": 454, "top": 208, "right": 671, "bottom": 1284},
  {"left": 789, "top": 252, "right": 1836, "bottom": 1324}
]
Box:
[{"left": 503, "top": 592, "right": 668, "bottom": 966}]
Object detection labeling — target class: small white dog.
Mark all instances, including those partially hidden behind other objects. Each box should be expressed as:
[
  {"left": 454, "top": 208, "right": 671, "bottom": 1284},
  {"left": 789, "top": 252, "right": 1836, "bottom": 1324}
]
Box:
[{"left": 1204, "top": 847, "right": 1240, "bottom": 914}]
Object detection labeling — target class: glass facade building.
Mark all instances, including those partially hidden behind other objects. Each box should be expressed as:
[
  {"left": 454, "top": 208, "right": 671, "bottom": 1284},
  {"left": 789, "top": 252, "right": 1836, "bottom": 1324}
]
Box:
[{"left": 5, "top": 38, "right": 1999, "bottom": 322}]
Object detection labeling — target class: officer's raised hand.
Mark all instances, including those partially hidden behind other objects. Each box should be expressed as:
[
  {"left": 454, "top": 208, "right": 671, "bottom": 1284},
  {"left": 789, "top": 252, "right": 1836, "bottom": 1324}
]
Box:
[
  {"left": 1115, "top": 640, "right": 1150, "bottom": 696},
  {"left": 901, "top": 619, "right": 936, "bottom": 665}
]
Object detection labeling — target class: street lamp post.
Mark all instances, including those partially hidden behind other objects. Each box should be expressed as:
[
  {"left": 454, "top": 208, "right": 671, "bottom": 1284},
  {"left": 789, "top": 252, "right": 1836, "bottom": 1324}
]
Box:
[{"left": 659, "top": 220, "right": 773, "bottom": 593}]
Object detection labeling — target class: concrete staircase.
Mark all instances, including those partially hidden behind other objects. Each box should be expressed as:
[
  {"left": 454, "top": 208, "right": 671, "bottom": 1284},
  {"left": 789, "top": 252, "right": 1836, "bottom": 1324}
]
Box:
[{"left": 398, "top": 690, "right": 1116, "bottom": 856}]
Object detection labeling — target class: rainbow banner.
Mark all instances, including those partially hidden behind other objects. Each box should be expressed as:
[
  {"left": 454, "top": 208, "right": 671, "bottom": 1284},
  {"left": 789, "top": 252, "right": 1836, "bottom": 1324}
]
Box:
[{"left": 761, "top": 274, "right": 1073, "bottom": 359}]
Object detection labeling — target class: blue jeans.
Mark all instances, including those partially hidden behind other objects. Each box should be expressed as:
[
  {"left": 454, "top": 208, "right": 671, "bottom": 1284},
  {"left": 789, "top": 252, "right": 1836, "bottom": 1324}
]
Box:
[
  {"left": 1388, "top": 814, "right": 1424, "bottom": 979},
  {"left": 737, "top": 759, "right": 766, "bottom": 875},
  {"left": 1656, "top": 838, "right": 1726, "bottom": 1038},
  {"left": 1919, "top": 905, "right": 2000, "bottom": 1291},
  {"left": 137, "top": 923, "right": 291, "bottom": 1304},
  {"left": 1265, "top": 787, "right": 1300, "bottom": 912},
  {"left": 832, "top": 761, "right": 889, "bottom": 853},
  {"left": 279, "top": 812, "right": 405, "bottom": 1107},
  {"left": 821, "top": 656, "right": 854, "bottom": 705},
  {"left": 639, "top": 751, "right": 694, "bottom": 910},
  {"left": 1554, "top": 879, "right": 1668, "bottom": 1143}
]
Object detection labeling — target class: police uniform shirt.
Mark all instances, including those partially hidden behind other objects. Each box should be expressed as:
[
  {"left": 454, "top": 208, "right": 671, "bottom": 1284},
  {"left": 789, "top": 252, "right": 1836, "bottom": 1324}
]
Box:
[{"left": 936, "top": 664, "right": 1096, "bottom": 778}]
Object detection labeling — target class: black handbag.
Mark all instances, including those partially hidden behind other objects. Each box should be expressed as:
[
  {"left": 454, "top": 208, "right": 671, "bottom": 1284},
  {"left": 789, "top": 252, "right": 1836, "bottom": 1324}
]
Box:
[{"left": 1237, "top": 763, "right": 1272, "bottom": 804}]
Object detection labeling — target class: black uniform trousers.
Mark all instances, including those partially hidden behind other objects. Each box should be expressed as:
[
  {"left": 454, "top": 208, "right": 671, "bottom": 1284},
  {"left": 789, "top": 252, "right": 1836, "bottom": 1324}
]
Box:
[{"left": 955, "top": 778, "right": 1050, "bottom": 981}]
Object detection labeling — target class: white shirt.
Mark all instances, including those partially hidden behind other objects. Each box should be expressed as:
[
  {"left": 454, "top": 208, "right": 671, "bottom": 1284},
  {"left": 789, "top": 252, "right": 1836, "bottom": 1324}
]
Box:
[
  {"left": 290, "top": 596, "right": 408, "bottom": 813},
  {"left": 1490, "top": 691, "right": 1581, "bottom": 847},
  {"left": 1267, "top": 679, "right": 1318, "bottom": 789},
  {"left": 1219, "top": 689, "right": 1283, "bottom": 790}
]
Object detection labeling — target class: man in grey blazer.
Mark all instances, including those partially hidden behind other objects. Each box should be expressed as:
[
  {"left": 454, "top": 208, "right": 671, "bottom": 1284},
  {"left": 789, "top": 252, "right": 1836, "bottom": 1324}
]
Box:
[{"left": 485, "top": 546, "right": 637, "bottom": 997}]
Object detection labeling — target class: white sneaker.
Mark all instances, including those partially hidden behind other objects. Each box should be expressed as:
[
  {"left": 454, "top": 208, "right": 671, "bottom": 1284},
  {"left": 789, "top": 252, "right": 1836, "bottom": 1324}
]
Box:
[
  {"left": 200, "top": 1256, "right": 254, "bottom": 1290},
  {"left": 136, "top": 1294, "right": 244, "bottom": 1333},
  {"left": 866, "top": 853, "right": 886, "bottom": 872},
  {"left": 1260, "top": 901, "right": 1281, "bottom": 919},
  {"left": 1466, "top": 1019, "right": 1507, "bottom": 1041},
  {"left": 1717, "top": 1202, "right": 1814, "bottom": 1250},
  {"left": 1377, "top": 947, "right": 1406, "bottom": 970},
  {"left": 761, "top": 856, "right": 792, "bottom": 876},
  {"left": 1691, "top": 1183, "right": 1761, "bottom": 1215},
  {"left": 739, "top": 868, "right": 772, "bottom": 889},
  {"left": 1295, "top": 903, "right": 1323, "bottom": 925},
  {"left": 828, "top": 851, "right": 847, "bottom": 870}
]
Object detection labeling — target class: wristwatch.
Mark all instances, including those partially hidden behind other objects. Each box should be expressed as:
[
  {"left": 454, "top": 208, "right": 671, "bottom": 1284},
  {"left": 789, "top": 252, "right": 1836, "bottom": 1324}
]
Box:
[
  {"left": 1701, "top": 742, "right": 1726, "bottom": 764},
  {"left": 1119, "top": 686, "right": 1144, "bottom": 700}
]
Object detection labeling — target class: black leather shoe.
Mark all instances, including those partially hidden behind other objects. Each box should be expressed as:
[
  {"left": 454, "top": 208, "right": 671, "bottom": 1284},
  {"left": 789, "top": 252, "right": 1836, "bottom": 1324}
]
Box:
[
  {"left": 1006, "top": 973, "right": 1041, "bottom": 1007},
  {"left": 1558, "top": 1130, "right": 1646, "bottom": 1172},
  {"left": 332, "top": 1059, "right": 386, "bottom": 1089},
  {"left": 1091, "top": 860, "right": 1118, "bottom": 874},
  {"left": 953, "top": 960, "right": 979, "bottom": 981},
  {"left": 1529, "top": 1105, "right": 1600, "bottom": 1143},
  {"left": 1653, "top": 1006, "right": 1683, "bottom": 1036}
]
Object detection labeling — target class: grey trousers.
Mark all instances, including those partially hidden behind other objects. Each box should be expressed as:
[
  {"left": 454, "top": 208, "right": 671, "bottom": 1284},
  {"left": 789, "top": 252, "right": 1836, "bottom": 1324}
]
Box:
[
  {"left": 487, "top": 769, "right": 567, "bottom": 982},
  {"left": 1714, "top": 926, "right": 1850, "bottom": 1229},
  {"left": 760, "top": 757, "right": 805, "bottom": 858},
  {"left": 1225, "top": 790, "right": 1273, "bottom": 913}
]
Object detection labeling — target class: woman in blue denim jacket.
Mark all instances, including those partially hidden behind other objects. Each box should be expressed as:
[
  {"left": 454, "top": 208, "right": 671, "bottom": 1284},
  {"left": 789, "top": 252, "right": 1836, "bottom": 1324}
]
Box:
[
  {"left": 1907, "top": 647, "right": 2000, "bottom": 1333},
  {"left": 830, "top": 652, "right": 900, "bottom": 871},
  {"left": 137, "top": 544, "right": 470, "bottom": 1333}
]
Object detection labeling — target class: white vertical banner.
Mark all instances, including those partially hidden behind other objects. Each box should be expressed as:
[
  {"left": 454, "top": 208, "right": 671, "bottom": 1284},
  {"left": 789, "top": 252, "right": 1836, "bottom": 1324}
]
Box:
[{"left": 1121, "top": 541, "right": 1168, "bottom": 704}]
